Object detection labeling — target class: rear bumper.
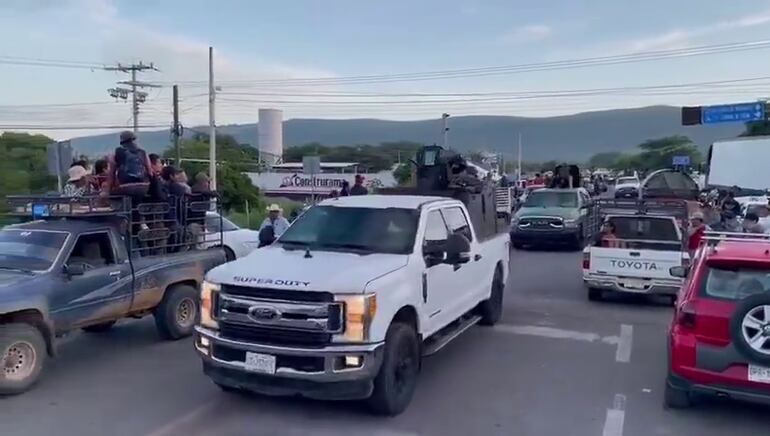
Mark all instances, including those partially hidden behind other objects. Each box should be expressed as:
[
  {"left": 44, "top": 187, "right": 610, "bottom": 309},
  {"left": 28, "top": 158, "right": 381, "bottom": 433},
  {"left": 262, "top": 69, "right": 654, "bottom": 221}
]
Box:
[
  {"left": 195, "top": 326, "right": 384, "bottom": 400},
  {"left": 667, "top": 372, "right": 770, "bottom": 406},
  {"left": 614, "top": 191, "right": 638, "bottom": 199},
  {"left": 583, "top": 274, "right": 681, "bottom": 296}
]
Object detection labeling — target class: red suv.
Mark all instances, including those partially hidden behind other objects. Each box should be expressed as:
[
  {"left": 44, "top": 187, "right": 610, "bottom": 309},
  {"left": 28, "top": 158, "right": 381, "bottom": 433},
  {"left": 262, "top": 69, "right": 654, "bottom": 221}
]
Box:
[{"left": 665, "top": 233, "right": 770, "bottom": 408}]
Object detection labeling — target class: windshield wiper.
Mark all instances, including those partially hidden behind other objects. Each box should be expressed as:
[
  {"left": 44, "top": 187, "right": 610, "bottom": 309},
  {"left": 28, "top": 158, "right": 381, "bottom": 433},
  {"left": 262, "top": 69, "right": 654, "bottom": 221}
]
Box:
[
  {"left": 0, "top": 266, "right": 33, "bottom": 274},
  {"left": 318, "top": 243, "right": 376, "bottom": 253}
]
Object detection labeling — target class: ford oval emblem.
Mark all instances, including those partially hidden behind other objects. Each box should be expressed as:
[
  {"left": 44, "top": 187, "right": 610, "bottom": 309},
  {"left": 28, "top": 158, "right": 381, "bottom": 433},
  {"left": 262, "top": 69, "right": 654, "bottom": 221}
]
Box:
[{"left": 248, "top": 305, "right": 281, "bottom": 322}]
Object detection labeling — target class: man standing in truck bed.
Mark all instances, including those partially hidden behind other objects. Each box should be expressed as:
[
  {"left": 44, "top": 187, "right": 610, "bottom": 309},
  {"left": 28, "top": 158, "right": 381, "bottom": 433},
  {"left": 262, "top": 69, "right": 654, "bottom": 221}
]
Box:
[{"left": 350, "top": 174, "right": 369, "bottom": 195}]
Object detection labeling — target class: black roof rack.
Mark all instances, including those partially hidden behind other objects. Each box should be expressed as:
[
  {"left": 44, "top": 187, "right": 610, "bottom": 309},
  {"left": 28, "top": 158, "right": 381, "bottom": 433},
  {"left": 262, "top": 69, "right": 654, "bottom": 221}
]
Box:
[
  {"left": 597, "top": 198, "right": 689, "bottom": 222},
  {"left": 6, "top": 195, "right": 131, "bottom": 219}
]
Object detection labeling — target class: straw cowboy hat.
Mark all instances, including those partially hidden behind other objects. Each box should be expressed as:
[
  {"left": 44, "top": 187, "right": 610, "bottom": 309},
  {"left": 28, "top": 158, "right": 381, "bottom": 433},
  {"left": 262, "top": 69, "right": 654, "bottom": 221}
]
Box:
[
  {"left": 67, "top": 165, "right": 88, "bottom": 183},
  {"left": 266, "top": 204, "right": 283, "bottom": 212}
]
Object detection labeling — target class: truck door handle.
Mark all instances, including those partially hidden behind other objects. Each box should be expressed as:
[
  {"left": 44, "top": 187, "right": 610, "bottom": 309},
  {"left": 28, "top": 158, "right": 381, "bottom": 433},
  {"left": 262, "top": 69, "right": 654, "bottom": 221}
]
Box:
[
  {"left": 109, "top": 271, "right": 122, "bottom": 277},
  {"left": 629, "top": 252, "right": 641, "bottom": 257},
  {"left": 474, "top": 254, "right": 482, "bottom": 261}
]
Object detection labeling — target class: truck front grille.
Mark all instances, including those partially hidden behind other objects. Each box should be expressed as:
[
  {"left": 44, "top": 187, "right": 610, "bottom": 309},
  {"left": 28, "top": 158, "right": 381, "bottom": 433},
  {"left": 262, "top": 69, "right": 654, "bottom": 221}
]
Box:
[
  {"left": 519, "top": 216, "right": 564, "bottom": 229},
  {"left": 219, "top": 323, "right": 331, "bottom": 348}
]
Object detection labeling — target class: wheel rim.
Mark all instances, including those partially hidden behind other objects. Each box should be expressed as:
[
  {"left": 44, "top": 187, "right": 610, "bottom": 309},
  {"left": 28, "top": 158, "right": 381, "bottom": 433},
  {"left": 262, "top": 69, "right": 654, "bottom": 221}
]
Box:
[
  {"left": 393, "top": 341, "right": 416, "bottom": 396},
  {"left": 2, "top": 341, "right": 37, "bottom": 382},
  {"left": 176, "top": 298, "right": 197, "bottom": 329},
  {"left": 741, "top": 305, "right": 770, "bottom": 356}
]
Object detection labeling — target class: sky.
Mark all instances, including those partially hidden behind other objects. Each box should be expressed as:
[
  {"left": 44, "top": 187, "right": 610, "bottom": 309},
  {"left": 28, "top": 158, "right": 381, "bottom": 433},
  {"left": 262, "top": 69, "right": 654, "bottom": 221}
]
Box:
[{"left": 3, "top": 0, "right": 770, "bottom": 139}]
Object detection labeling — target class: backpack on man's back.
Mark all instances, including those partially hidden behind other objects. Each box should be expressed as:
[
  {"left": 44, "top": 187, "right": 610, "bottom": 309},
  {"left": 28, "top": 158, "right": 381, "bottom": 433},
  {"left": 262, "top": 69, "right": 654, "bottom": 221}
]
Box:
[{"left": 116, "top": 145, "right": 148, "bottom": 184}]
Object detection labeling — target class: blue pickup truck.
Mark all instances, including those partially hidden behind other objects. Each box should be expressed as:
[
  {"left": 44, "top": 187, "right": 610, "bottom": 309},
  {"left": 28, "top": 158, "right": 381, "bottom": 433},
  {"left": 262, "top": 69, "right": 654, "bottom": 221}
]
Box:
[{"left": 0, "top": 195, "right": 226, "bottom": 395}]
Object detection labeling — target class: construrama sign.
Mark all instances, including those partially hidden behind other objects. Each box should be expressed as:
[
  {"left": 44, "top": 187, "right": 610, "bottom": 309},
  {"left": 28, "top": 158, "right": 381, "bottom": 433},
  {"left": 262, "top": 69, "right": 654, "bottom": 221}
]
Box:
[{"left": 281, "top": 174, "right": 345, "bottom": 189}]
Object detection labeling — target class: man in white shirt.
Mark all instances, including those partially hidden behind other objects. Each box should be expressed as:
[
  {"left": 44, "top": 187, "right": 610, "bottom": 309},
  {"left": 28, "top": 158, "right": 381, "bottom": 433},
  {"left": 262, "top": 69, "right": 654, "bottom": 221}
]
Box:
[{"left": 260, "top": 204, "right": 291, "bottom": 238}]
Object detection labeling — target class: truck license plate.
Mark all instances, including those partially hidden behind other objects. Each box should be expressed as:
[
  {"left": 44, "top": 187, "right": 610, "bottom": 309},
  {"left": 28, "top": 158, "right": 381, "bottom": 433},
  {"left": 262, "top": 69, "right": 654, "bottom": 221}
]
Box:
[
  {"left": 244, "top": 352, "right": 276, "bottom": 375},
  {"left": 748, "top": 365, "right": 770, "bottom": 384},
  {"left": 622, "top": 279, "right": 647, "bottom": 291}
]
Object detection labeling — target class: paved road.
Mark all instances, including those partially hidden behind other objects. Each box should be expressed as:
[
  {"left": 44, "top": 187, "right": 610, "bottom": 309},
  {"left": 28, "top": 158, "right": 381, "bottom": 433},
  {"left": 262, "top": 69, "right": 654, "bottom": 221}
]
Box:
[{"left": 2, "top": 249, "right": 768, "bottom": 436}]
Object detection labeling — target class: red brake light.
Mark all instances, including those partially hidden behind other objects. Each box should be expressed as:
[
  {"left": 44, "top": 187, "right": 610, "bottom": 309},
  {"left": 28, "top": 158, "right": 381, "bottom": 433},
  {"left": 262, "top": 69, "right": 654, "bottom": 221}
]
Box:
[
  {"left": 676, "top": 301, "right": 697, "bottom": 329},
  {"left": 582, "top": 251, "right": 590, "bottom": 269}
]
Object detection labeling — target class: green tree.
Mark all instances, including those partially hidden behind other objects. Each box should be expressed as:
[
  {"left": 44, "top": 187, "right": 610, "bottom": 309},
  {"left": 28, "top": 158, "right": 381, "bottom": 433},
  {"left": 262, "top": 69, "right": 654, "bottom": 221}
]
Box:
[
  {"left": 587, "top": 151, "right": 623, "bottom": 169},
  {"left": 0, "top": 132, "right": 57, "bottom": 223},
  {"left": 393, "top": 163, "right": 413, "bottom": 186},
  {"left": 162, "top": 134, "right": 262, "bottom": 212},
  {"left": 612, "top": 136, "right": 701, "bottom": 171},
  {"left": 741, "top": 120, "right": 770, "bottom": 137}
]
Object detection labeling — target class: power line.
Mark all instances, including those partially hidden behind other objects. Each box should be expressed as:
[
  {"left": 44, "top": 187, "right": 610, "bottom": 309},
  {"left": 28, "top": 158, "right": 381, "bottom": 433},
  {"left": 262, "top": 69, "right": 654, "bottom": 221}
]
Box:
[
  {"left": 0, "top": 124, "right": 168, "bottom": 130},
  {"left": 161, "top": 39, "right": 770, "bottom": 87}
]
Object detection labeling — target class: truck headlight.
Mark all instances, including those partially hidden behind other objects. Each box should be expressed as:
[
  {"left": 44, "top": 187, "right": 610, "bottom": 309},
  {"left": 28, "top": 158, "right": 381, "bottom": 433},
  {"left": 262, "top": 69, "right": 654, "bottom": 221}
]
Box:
[
  {"left": 337, "top": 294, "right": 377, "bottom": 342},
  {"left": 200, "top": 281, "right": 220, "bottom": 329},
  {"left": 564, "top": 219, "right": 579, "bottom": 228}
]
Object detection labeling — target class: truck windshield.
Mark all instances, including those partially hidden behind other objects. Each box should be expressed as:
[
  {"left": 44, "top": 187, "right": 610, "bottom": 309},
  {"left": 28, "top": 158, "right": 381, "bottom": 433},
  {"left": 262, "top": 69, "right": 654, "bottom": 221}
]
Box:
[
  {"left": 700, "top": 266, "right": 770, "bottom": 300},
  {"left": 0, "top": 229, "right": 68, "bottom": 271},
  {"left": 278, "top": 206, "right": 419, "bottom": 254},
  {"left": 608, "top": 216, "right": 679, "bottom": 241},
  {"left": 524, "top": 191, "right": 577, "bottom": 208}
]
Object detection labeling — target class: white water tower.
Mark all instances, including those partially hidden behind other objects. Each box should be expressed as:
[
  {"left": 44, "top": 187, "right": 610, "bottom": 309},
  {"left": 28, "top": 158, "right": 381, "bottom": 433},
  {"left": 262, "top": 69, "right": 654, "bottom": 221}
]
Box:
[{"left": 258, "top": 108, "right": 283, "bottom": 165}]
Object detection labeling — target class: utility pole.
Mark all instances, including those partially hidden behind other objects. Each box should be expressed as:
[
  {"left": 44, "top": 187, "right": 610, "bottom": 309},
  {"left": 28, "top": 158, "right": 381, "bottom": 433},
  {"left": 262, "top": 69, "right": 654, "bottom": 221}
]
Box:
[
  {"left": 441, "top": 113, "right": 450, "bottom": 148},
  {"left": 172, "top": 84, "right": 181, "bottom": 164},
  {"left": 105, "top": 62, "right": 159, "bottom": 133},
  {"left": 517, "top": 133, "right": 522, "bottom": 182},
  {"left": 208, "top": 47, "right": 217, "bottom": 190}
]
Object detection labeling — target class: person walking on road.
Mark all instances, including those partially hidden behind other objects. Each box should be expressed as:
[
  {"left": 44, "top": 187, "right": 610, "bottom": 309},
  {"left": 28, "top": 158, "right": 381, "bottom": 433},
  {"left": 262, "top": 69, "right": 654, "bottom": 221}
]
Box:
[
  {"left": 260, "top": 204, "right": 291, "bottom": 238},
  {"left": 688, "top": 212, "right": 709, "bottom": 254},
  {"left": 350, "top": 175, "right": 368, "bottom": 195}
]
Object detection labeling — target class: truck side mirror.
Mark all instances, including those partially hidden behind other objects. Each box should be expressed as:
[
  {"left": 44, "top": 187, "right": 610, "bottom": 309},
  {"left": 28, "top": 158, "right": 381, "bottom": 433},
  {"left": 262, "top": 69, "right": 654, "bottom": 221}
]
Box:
[
  {"left": 445, "top": 232, "right": 471, "bottom": 265},
  {"left": 423, "top": 243, "right": 445, "bottom": 267},
  {"left": 64, "top": 263, "right": 86, "bottom": 277}
]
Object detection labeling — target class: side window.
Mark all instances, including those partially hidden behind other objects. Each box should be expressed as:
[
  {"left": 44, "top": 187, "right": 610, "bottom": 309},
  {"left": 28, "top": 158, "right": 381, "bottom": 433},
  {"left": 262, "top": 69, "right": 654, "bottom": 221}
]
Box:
[
  {"left": 423, "top": 210, "right": 449, "bottom": 248},
  {"left": 67, "top": 232, "right": 115, "bottom": 269},
  {"left": 441, "top": 207, "right": 473, "bottom": 242}
]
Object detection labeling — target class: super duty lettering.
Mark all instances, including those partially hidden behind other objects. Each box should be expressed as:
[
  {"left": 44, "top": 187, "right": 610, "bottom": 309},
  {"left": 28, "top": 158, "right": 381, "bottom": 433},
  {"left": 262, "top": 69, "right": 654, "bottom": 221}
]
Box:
[{"left": 232, "top": 276, "right": 311, "bottom": 287}]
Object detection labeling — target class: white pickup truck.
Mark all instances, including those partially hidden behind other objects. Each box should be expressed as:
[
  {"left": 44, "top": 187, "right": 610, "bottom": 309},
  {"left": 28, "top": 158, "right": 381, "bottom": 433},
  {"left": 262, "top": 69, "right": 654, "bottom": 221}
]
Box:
[
  {"left": 194, "top": 194, "right": 510, "bottom": 415},
  {"left": 582, "top": 200, "right": 689, "bottom": 303}
]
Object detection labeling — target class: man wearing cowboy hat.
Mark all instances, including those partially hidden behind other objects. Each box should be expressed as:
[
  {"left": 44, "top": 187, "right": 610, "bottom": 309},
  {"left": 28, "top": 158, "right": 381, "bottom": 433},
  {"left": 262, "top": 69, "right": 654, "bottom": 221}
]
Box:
[
  {"left": 260, "top": 203, "right": 291, "bottom": 238},
  {"left": 62, "top": 165, "right": 91, "bottom": 197}
]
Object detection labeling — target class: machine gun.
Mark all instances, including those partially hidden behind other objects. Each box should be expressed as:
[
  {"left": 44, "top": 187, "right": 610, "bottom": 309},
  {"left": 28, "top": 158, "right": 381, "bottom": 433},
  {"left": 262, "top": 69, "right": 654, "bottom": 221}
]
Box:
[{"left": 380, "top": 145, "right": 501, "bottom": 240}]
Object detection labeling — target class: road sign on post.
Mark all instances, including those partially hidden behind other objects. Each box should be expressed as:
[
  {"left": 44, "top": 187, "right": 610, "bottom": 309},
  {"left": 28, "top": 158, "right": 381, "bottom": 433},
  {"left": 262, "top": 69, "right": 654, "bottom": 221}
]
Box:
[
  {"left": 701, "top": 102, "right": 765, "bottom": 124},
  {"left": 672, "top": 155, "right": 691, "bottom": 167}
]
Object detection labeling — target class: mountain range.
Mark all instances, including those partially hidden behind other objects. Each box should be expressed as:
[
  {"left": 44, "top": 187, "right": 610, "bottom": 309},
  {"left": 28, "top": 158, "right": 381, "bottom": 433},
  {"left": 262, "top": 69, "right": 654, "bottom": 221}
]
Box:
[{"left": 69, "top": 105, "right": 744, "bottom": 162}]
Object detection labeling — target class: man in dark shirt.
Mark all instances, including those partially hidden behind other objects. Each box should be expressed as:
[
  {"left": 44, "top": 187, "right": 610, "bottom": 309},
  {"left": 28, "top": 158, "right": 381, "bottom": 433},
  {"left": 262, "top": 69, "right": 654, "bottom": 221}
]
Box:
[{"left": 350, "top": 175, "right": 368, "bottom": 195}]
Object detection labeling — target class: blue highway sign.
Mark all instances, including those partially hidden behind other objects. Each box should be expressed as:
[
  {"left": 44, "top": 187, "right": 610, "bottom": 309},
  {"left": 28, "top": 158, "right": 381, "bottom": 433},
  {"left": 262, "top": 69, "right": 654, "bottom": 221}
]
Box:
[
  {"left": 672, "top": 155, "right": 691, "bottom": 166},
  {"left": 702, "top": 102, "right": 765, "bottom": 124}
]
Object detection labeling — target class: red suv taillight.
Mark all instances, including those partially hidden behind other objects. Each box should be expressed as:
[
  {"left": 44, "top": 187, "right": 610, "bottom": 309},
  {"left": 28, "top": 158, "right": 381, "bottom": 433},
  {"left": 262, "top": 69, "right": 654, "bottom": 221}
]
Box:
[
  {"left": 676, "top": 301, "right": 697, "bottom": 329},
  {"left": 582, "top": 251, "right": 590, "bottom": 269}
]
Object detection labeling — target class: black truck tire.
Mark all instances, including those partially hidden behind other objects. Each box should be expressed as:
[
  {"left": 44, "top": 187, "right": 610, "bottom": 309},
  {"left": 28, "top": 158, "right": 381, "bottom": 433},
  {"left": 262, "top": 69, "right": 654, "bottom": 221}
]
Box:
[
  {"left": 588, "top": 288, "right": 604, "bottom": 301},
  {"left": 82, "top": 321, "right": 117, "bottom": 333},
  {"left": 663, "top": 381, "right": 692, "bottom": 409},
  {"left": 478, "top": 268, "right": 504, "bottom": 326},
  {"left": 154, "top": 284, "right": 199, "bottom": 340},
  {"left": 0, "top": 323, "right": 47, "bottom": 395},
  {"left": 730, "top": 293, "right": 770, "bottom": 366},
  {"left": 367, "top": 323, "right": 420, "bottom": 416}
]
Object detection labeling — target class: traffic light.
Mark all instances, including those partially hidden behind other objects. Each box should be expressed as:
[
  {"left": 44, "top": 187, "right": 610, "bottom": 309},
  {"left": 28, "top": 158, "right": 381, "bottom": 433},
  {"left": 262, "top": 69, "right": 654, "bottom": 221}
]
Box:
[{"left": 681, "top": 106, "right": 702, "bottom": 126}]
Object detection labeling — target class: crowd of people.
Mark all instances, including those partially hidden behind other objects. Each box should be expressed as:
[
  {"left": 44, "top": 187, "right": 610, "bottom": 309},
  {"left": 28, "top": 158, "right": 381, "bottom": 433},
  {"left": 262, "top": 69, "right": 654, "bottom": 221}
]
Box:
[{"left": 61, "top": 131, "right": 215, "bottom": 251}]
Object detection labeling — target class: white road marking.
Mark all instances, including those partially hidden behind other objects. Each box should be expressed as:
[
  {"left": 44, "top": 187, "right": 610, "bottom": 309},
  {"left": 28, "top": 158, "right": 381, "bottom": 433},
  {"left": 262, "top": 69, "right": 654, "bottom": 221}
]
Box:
[
  {"left": 144, "top": 399, "right": 219, "bottom": 436},
  {"left": 495, "top": 324, "right": 619, "bottom": 345},
  {"left": 615, "top": 324, "right": 633, "bottom": 363},
  {"left": 602, "top": 394, "right": 626, "bottom": 436}
]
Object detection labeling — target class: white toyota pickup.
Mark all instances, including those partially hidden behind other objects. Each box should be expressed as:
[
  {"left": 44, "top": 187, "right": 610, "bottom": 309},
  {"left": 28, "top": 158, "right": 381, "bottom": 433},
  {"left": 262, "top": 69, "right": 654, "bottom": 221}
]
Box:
[
  {"left": 194, "top": 194, "right": 510, "bottom": 415},
  {"left": 583, "top": 201, "right": 689, "bottom": 303}
]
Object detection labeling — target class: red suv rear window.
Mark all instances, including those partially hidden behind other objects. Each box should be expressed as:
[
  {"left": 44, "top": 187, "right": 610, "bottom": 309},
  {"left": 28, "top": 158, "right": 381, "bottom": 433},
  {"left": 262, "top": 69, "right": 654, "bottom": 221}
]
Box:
[{"left": 699, "top": 265, "right": 770, "bottom": 300}]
